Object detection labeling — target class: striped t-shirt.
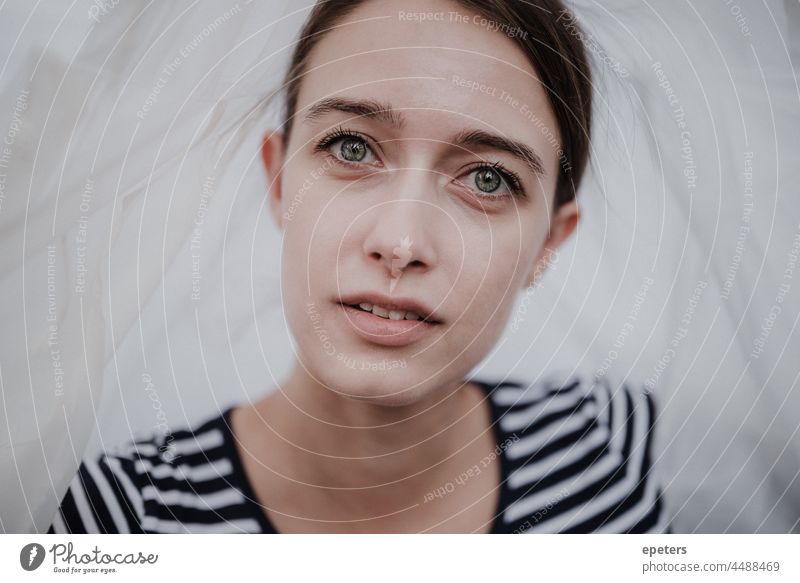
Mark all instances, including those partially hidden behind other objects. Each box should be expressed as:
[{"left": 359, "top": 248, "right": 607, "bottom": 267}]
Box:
[{"left": 47, "top": 373, "right": 671, "bottom": 533}]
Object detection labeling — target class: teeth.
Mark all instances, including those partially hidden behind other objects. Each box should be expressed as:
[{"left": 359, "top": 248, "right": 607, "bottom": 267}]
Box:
[
  {"left": 352, "top": 302, "right": 426, "bottom": 322},
  {"left": 371, "top": 305, "right": 390, "bottom": 318}
]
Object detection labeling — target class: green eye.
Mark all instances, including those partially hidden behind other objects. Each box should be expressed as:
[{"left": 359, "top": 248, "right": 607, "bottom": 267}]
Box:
[
  {"left": 474, "top": 167, "right": 502, "bottom": 193},
  {"left": 340, "top": 138, "right": 367, "bottom": 162}
]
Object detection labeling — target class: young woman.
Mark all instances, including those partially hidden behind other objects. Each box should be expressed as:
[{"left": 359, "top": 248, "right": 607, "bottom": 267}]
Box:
[{"left": 48, "top": 0, "right": 669, "bottom": 533}]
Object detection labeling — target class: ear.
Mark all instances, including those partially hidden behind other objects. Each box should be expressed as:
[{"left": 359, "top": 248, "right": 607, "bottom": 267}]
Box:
[
  {"left": 523, "top": 199, "right": 579, "bottom": 289},
  {"left": 261, "top": 130, "right": 285, "bottom": 230}
]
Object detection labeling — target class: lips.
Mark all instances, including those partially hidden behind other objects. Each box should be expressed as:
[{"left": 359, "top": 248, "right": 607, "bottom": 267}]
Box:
[
  {"left": 334, "top": 291, "right": 443, "bottom": 347},
  {"left": 337, "top": 291, "right": 442, "bottom": 324},
  {"left": 337, "top": 303, "right": 441, "bottom": 347}
]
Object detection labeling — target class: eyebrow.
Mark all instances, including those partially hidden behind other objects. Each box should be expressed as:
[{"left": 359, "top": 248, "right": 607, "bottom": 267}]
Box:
[
  {"left": 304, "top": 97, "right": 406, "bottom": 130},
  {"left": 303, "top": 97, "right": 546, "bottom": 176},
  {"left": 451, "top": 129, "right": 546, "bottom": 177}
]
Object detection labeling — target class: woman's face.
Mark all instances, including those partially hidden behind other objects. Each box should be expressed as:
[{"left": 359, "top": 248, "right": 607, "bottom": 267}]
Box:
[{"left": 265, "top": 0, "right": 579, "bottom": 406}]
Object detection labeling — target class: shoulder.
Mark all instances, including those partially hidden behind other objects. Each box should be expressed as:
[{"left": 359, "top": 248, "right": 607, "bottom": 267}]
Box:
[
  {"left": 484, "top": 370, "right": 671, "bottom": 533},
  {"left": 49, "top": 408, "right": 263, "bottom": 534}
]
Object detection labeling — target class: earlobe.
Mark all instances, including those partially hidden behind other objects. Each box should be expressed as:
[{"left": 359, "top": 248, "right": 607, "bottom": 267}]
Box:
[
  {"left": 262, "top": 130, "right": 285, "bottom": 230},
  {"left": 523, "top": 200, "right": 580, "bottom": 289},
  {"left": 547, "top": 199, "right": 580, "bottom": 250},
  {"left": 524, "top": 246, "right": 557, "bottom": 289}
]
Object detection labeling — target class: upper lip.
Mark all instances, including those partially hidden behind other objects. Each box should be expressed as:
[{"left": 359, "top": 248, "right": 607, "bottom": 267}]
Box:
[{"left": 338, "top": 291, "right": 442, "bottom": 324}]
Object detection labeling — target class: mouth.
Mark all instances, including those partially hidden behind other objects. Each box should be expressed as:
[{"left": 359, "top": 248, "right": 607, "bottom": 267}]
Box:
[
  {"left": 335, "top": 292, "right": 443, "bottom": 347},
  {"left": 337, "top": 292, "right": 443, "bottom": 325},
  {"left": 338, "top": 301, "right": 441, "bottom": 325}
]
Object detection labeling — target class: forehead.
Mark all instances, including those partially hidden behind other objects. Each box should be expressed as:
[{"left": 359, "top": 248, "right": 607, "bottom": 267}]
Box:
[{"left": 294, "top": 0, "right": 561, "bottom": 170}]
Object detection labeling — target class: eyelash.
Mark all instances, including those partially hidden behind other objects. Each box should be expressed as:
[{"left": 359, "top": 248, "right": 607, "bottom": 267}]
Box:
[
  {"left": 312, "top": 126, "right": 526, "bottom": 200},
  {"left": 312, "top": 126, "right": 373, "bottom": 161},
  {"left": 461, "top": 161, "right": 525, "bottom": 199}
]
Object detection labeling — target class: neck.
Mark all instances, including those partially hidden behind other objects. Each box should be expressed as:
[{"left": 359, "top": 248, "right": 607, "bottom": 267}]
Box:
[{"left": 261, "top": 362, "right": 487, "bottom": 495}]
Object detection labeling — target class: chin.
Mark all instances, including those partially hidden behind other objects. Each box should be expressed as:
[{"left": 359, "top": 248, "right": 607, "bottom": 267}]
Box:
[
  {"left": 312, "top": 361, "right": 447, "bottom": 408},
  {"left": 331, "top": 368, "right": 429, "bottom": 407}
]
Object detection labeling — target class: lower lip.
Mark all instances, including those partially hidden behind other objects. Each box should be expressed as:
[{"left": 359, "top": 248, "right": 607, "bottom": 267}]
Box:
[{"left": 337, "top": 303, "right": 441, "bottom": 347}]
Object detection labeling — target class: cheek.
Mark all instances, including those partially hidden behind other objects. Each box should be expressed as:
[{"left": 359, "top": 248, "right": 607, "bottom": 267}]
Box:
[
  {"left": 462, "top": 224, "right": 531, "bottom": 288},
  {"left": 277, "top": 173, "right": 327, "bottom": 324},
  {"left": 280, "top": 173, "right": 337, "bottom": 260},
  {"left": 278, "top": 180, "right": 358, "bottom": 330},
  {"left": 472, "top": 260, "right": 521, "bottom": 328},
  {"left": 454, "top": 226, "right": 540, "bottom": 329}
]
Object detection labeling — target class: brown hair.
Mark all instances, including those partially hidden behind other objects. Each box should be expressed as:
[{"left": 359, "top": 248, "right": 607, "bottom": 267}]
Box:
[{"left": 280, "top": 0, "right": 593, "bottom": 209}]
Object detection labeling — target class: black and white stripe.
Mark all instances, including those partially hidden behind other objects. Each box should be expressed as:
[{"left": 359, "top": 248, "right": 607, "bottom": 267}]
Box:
[
  {"left": 487, "top": 373, "right": 669, "bottom": 533},
  {"left": 48, "top": 419, "right": 264, "bottom": 534},
  {"left": 47, "top": 373, "right": 670, "bottom": 534}
]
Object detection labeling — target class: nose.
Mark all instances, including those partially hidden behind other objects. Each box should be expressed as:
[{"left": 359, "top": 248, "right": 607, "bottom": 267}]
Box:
[{"left": 361, "top": 173, "right": 438, "bottom": 278}]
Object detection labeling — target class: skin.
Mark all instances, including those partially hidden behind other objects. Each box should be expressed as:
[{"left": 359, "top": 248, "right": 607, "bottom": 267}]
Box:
[{"left": 231, "top": 0, "right": 580, "bottom": 533}]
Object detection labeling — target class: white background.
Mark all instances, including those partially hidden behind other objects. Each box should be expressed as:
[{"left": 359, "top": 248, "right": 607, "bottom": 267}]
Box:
[{"left": 0, "top": 0, "right": 798, "bottom": 534}]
